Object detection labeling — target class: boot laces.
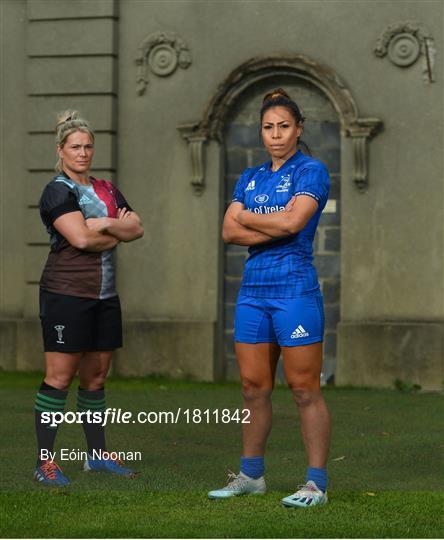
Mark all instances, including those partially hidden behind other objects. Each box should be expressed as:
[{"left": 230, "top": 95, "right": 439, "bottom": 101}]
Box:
[
  {"left": 295, "top": 481, "right": 321, "bottom": 496},
  {"left": 41, "top": 460, "right": 61, "bottom": 480},
  {"left": 298, "top": 482, "right": 317, "bottom": 491},
  {"left": 225, "top": 470, "right": 248, "bottom": 489}
]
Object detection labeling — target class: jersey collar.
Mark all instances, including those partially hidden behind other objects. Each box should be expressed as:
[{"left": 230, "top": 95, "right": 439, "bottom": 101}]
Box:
[{"left": 266, "top": 149, "right": 304, "bottom": 173}]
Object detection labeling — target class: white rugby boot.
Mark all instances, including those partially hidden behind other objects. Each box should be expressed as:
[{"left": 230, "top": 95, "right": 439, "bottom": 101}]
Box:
[
  {"left": 281, "top": 480, "right": 328, "bottom": 508},
  {"left": 208, "top": 470, "right": 266, "bottom": 499}
]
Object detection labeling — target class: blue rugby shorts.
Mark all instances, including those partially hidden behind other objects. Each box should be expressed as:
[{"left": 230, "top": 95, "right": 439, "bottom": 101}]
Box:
[{"left": 234, "top": 292, "right": 324, "bottom": 347}]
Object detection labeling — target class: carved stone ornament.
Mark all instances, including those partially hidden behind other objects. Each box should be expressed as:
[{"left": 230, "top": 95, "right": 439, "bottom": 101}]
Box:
[
  {"left": 178, "top": 56, "right": 383, "bottom": 194},
  {"left": 346, "top": 120, "right": 382, "bottom": 192},
  {"left": 374, "top": 22, "right": 436, "bottom": 83},
  {"left": 177, "top": 123, "right": 207, "bottom": 195},
  {"left": 135, "top": 31, "right": 191, "bottom": 95}
]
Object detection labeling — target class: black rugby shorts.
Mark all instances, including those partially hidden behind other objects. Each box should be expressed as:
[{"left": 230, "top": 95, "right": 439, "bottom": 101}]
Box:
[{"left": 39, "top": 289, "right": 123, "bottom": 352}]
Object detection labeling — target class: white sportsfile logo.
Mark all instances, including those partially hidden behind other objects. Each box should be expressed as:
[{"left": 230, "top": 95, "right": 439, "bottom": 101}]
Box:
[
  {"left": 245, "top": 180, "right": 256, "bottom": 191},
  {"left": 291, "top": 325, "right": 309, "bottom": 339}
]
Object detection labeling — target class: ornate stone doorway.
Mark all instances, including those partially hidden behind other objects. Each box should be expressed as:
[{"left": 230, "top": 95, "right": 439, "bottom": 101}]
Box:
[{"left": 177, "top": 55, "right": 382, "bottom": 382}]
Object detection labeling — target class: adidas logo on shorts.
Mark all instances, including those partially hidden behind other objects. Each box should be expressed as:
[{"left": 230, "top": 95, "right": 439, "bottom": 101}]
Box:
[{"left": 291, "top": 325, "right": 309, "bottom": 339}]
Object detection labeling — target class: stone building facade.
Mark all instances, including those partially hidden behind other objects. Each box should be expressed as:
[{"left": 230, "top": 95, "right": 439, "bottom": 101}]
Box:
[{"left": 0, "top": 0, "right": 442, "bottom": 390}]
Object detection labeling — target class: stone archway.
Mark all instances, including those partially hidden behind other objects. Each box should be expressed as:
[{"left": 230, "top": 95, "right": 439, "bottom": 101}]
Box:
[
  {"left": 178, "top": 55, "right": 382, "bottom": 194},
  {"left": 177, "top": 55, "right": 383, "bottom": 381}
]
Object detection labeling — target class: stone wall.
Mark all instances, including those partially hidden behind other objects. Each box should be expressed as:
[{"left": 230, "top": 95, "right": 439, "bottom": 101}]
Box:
[
  {"left": 25, "top": 0, "right": 119, "bottom": 317},
  {"left": 0, "top": 0, "right": 442, "bottom": 389},
  {"left": 0, "top": 0, "right": 119, "bottom": 370}
]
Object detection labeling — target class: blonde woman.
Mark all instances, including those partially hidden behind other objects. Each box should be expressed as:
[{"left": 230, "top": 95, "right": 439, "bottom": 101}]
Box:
[{"left": 34, "top": 111, "right": 143, "bottom": 486}]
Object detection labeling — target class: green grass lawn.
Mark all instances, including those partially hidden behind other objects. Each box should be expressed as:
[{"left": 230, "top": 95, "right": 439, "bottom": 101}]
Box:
[{"left": 0, "top": 372, "right": 443, "bottom": 538}]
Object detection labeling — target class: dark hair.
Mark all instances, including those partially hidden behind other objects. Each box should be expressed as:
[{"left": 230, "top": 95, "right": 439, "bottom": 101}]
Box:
[{"left": 260, "top": 88, "right": 311, "bottom": 155}]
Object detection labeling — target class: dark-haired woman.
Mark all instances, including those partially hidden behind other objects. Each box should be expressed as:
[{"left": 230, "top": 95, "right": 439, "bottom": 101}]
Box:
[
  {"left": 34, "top": 111, "right": 143, "bottom": 486},
  {"left": 208, "top": 89, "right": 330, "bottom": 507}
]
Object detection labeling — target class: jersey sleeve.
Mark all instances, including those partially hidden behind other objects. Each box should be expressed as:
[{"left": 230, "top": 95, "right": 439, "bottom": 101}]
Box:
[
  {"left": 231, "top": 168, "right": 254, "bottom": 204},
  {"left": 294, "top": 162, "right": 330, "bottom": 210},
  {"left": 39, "top": 182, "right": 81, "bottom": 225},
  {"left": 114, "top": 187, "right": 133, "bottom": 212}
]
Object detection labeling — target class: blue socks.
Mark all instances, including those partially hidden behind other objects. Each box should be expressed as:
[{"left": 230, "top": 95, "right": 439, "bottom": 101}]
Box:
[
  {"left": 306, "top": 466, "right": 328, "bottom": 492},
  {"left": 239, "top": 458, "right": 327, "bottom": 490},
  {"left": 240, "top": 456, "right": 264, "bottom": 479}
]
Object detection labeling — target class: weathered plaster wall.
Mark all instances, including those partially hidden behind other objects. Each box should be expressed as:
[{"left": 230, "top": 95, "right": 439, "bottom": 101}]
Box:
[{"left": 0, "top": 0, "right": 442, "bottom": 387}]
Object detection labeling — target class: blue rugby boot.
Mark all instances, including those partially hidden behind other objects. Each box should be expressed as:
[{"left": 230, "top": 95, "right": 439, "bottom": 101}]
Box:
[
  {"left": 84, "top": 454, "right": 136, "bottom": 477},
  {"left": 34, "top": 460, "right": 70, "bottom": 487}
]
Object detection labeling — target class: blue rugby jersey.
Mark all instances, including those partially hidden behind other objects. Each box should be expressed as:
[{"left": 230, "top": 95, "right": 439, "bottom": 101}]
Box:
[{"left": 232, "top": 150, "right": 329, "bottom": 298}]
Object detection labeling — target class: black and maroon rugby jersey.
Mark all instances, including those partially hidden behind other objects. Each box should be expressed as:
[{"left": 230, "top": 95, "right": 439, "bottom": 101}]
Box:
[{"left": 39, "top": 173, "right": 132, "bottom": 299}]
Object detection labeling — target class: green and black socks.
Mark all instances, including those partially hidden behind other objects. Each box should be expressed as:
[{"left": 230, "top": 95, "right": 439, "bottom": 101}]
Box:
[
  {"left": 77, "top": 387, "right": 107, "bottom": 455},
  {"left": 34, "top": 383, "right": 108, "bottom": 462},
  {"left": 34, "top": 381, "right": 68, "bottom": 464}
]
